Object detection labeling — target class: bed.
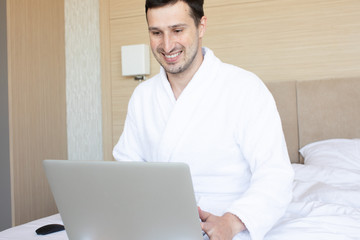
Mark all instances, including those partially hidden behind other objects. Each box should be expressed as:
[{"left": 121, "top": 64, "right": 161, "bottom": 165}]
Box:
[
  {"left": 265, "top": 78, "right": 360, "bottom": 239},
  {"left": 1, "top": 78, "right": 359, "bottom": 239}
]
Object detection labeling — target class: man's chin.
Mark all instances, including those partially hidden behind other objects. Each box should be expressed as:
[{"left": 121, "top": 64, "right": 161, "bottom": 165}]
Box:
[
  {"left": 164, "top": 66, "right": 184, "bottom": 75},
  {"left": 158, "top": 62, "right": 181, "bottom": 74}
]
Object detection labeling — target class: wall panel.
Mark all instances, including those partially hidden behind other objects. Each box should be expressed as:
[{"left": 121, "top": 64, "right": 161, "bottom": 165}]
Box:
[
  {"left": 0, "top": 0, "right": 11, "bottom": 231},
  {"left": 110, "top": 0, "right": 144, "bottom": 19},
  {"left": 203, "top": 0, "right": 360, "bottom": 81},
  {"left": 7, "top": 0, "right": 67, "bottom": 225},
  {"left": 109, "top": 14, "right": 160, "bottom": 145},
  {"left": 65, "top": 0, "right": 103, "bottom": 161}
]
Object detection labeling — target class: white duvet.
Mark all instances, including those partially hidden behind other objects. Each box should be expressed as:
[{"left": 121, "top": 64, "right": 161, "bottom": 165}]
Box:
[
  {"left": 1, "top": 164, "right": 360, "bottom": 240},
  {"left": 266, "top": 163, "right": 360, "bottom": 240}
]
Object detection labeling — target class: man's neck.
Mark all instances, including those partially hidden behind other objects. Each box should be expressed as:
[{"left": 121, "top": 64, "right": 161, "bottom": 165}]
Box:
[{"left": 167, "top": 71, "right": 193, "bottom": 100}]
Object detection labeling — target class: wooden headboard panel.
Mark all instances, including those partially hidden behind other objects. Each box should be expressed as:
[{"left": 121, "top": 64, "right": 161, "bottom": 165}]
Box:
[
  {"left": 266, "top": 81, "right": 299, "bottom": 163},
  {"left": 297, "top": 78, "right": 360, "bottom": 148},
  {"left": 267, "top": 78, "right": 360, "bottom": 163}
]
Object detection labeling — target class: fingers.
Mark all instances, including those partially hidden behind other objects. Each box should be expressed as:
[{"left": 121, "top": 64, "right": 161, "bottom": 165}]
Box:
[
  {"left": 198, "top": 207, "right": 214, "bottom": 237},
  {"left": 198, "top": 206, "right": 211, "bottom": 222},
  {"left": 198, "top": 211, "right": 239, "bottom": 240}
]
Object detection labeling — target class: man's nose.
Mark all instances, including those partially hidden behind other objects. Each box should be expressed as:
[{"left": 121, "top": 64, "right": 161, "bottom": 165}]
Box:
[{"left": 162, "top": 33, "right": 175, "bottom": 53}]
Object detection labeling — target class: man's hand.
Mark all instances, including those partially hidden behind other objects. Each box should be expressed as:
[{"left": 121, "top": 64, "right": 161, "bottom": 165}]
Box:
[{"left": 198, "top": 207, "right": 246, "bottom": 240}]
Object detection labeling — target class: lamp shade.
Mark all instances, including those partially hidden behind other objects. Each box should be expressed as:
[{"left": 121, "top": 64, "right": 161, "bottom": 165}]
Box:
[{"left": 121, "top": 44, "right": 150, "bottom": 76}]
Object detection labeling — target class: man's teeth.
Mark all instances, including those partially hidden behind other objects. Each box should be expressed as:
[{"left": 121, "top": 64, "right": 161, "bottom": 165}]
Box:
[{"left": 165, "top": 52, "right": 181, "bottom": 58}]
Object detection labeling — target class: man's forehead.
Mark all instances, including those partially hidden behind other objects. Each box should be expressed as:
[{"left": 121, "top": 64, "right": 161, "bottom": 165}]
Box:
[{"left": 146, "top": 1, "right": 193, "bottom": 26}]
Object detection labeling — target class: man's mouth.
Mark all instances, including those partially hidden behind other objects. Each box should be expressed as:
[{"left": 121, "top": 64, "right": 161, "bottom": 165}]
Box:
[
  {"left": 165, "top": 51, "right": 181, "bottom": 59},
  {"left": 163, "top": 51, "right": 182, "bottom": 62}
]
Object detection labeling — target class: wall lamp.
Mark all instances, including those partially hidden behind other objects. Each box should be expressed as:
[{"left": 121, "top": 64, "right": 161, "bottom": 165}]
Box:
[{"left": 121, "top": 44, "right": 150, "bottom": 81}]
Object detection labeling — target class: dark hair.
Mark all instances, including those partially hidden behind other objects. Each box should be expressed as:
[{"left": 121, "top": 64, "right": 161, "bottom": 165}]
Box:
[{"left": 145, "top": 0, "right": 204, "bottom": 25}]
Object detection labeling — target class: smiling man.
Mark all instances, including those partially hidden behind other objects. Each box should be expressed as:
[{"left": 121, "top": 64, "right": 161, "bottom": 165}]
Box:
[
  {"left": 113, "top": 1, "right": 294, "bottom": 240},
  {"left": 147, "top": 1, "right": 206, "bottom": 99}
]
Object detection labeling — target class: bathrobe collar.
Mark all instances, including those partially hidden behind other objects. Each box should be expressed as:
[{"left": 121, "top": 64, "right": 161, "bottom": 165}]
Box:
[{"left": 155, "top": 47, "right": 222, "bottom": 162}]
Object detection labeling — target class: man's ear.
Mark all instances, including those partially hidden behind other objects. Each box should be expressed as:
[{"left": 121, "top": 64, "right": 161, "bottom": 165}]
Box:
[{"left": 198, "top": 16, "right": 207, "bottom": 38}]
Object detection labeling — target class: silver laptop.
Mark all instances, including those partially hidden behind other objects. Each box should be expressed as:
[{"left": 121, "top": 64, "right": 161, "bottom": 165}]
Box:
[{"left": 43, "top": 160, "right": 204, "bottom": 240}]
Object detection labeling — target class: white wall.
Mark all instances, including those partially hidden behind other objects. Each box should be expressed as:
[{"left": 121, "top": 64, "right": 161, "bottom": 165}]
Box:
[{"left": 65, "top": 0, "right": 103, "bottom": 160}]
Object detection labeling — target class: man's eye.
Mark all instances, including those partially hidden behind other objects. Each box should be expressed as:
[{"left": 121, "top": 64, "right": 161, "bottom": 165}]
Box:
[
  {"left": 151, "top": 31, "right": 161, "bottom": 36},
  {"left": 174, "top": 29, "right": 183, "bottom": 33}
]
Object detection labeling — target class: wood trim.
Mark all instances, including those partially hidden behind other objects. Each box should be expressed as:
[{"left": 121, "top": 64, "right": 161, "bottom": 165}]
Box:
[
  {"left": 99, "top": 0, "right": 114, "bottom": 161},
  {"left": 1, "top": 0, "right": 12, "bottom": 229},
  {"left": 5, "top": 0, "right": 15, "bottom": 226}
]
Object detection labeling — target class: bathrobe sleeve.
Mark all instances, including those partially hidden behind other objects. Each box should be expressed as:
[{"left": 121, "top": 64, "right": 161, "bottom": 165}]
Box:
[
  {"left": 227, "top": 80, "right": 294, "bottom": 240},
  {"left": 112, "top": 93, "right": 144, "bottom": 162}
]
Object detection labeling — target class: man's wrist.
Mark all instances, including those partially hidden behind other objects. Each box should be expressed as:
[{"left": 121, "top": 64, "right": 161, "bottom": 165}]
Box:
[{"left": 223, "top": 212, "right": 246, "bottom": 236}]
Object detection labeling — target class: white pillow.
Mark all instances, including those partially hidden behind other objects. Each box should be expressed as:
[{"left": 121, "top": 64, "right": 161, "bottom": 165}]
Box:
[{"left": 299, "top": 138, "right": 360, "bottom": 170}]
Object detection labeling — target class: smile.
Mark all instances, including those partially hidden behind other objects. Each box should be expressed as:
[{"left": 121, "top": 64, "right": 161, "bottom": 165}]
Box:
[{"left": 164, "top": 51, "right": 182, "bottom": 59}]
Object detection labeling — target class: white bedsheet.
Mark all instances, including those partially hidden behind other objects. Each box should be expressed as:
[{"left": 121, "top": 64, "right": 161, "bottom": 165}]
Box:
[
  {"left": 0, "top": 214, "right": 67, "bottom": 240},
  {"left": 265, "top": 164, "right": 360, "bottom": 240},
  {"left": 1, "top": 164, "right": 360, "bottom": 240}
]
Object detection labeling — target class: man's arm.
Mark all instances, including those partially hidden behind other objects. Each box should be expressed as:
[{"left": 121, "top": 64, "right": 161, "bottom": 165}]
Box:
[
  {"left": 113, "top": 94, "right": 144, "bottom": 162},
  {"left": 224, "top": 80, "right": 294, "bottom": 240}
]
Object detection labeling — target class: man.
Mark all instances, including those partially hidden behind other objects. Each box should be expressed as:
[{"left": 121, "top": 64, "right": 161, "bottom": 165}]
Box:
[{"left": 113, "top": 0, "right": 294, "bottom": 239}]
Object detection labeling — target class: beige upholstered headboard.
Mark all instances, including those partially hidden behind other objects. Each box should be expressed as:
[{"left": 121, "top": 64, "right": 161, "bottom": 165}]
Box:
[{"left": 266, "top": 78, "right": 360, "bottom": 163}]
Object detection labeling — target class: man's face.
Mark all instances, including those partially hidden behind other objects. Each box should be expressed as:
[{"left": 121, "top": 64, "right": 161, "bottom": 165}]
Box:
[{"left": 147, "top": 1, "right": 206, "bottom": 76}]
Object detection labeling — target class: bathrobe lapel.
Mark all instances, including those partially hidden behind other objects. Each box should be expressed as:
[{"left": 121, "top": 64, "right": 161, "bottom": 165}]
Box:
[{"left": 155, "top": 50, "right": 221, "bottom": 162}]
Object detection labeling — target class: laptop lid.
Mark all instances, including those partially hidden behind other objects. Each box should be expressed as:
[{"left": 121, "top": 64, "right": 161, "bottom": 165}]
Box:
[{"left": 43, "top": 160, "right": 203, "bottom": 240}]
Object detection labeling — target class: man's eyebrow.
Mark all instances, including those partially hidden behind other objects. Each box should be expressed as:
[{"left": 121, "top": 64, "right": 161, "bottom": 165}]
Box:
[
  {"left": 169, "top": 24, "right": 187, "bottom": 28},
  {"left": 148, "top": 26, "right": 160, "bottom": 31},
  {"left": 148, "top": 24, "right": 188, "bottom": 31}
]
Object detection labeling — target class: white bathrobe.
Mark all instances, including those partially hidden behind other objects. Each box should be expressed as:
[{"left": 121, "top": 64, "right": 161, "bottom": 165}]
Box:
[{"left": 113, "top": 48, "right": 294, "bottom": 240}]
